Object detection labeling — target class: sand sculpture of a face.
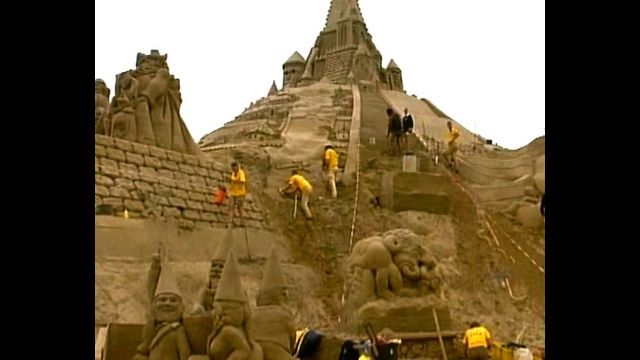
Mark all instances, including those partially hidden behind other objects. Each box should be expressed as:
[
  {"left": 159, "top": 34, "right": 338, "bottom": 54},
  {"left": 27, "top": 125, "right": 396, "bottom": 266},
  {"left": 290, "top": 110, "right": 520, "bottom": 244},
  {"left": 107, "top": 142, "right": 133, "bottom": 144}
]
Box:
[
  {"left": 137, "top": 51, "right": 168, "bottom": 74},
  {"left": 151, "top": 263, "right": 185, "bottom": 322},
  {"left": 206, "top": 261, "right": 225, "bottom": 300},
  {"left": 210, "top": 228, "right": 234, "bottom": 291},
  {"left": 153, "top": 293, "right": 184, "bottom": 323},
  {"left": 192, "top": 229, "right": 236, "bottom": 315}
]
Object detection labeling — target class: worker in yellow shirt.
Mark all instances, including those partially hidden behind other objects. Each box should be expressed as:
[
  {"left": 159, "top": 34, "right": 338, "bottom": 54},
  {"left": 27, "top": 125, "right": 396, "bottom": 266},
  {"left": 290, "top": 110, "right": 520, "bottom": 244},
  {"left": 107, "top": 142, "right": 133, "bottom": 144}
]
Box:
[
  {"left": 444, "top": 120, "right": 460, "bottom": 171},
  {"left": 463, "top": 321, "right": 492, "bottom": 360},
  {"left": 282, "top": 170, "right": 313, "bottom": 219},
  {"left": 227, "top": 161, "right": 247, "bottom": 227},
  {"left": 322, "top": 144, "right": 339, "bottom": 199}
]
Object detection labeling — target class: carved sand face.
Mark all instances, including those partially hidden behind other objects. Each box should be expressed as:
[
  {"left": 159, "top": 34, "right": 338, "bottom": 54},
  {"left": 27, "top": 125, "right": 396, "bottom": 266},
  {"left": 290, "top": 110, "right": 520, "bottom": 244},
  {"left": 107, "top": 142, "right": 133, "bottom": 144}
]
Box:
[
  {"left": 153, "top": 293, "right": 183, "bottom": 322},
  {"left": 138, "top": 58, "right": 163, "bottom": 74},
  {"left": 210, "top": 261, "right": 224, "bottom": 279}
]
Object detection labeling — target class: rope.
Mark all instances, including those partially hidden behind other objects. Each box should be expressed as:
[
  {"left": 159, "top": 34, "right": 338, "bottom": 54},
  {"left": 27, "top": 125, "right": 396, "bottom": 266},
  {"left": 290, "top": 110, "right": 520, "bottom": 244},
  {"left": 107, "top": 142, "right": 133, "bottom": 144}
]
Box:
[{"left": 339, "top": 85, "right": 362, "bottom": 324}]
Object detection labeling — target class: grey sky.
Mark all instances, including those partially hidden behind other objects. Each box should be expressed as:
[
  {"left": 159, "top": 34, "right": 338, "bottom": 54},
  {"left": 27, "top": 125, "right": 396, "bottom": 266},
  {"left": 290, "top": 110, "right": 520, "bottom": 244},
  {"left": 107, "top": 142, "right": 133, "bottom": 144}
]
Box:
[{"left": 95, "top": 0, "right": 544, "bottom": 149}]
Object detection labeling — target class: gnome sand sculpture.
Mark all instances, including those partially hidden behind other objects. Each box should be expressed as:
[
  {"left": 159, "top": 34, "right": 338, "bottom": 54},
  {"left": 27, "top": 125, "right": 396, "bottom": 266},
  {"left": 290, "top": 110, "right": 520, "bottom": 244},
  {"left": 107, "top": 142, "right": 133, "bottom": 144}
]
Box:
[
  {"left": 134, "top": 254, "right": 191, "bottom": 360},
  {"left": 250, "top": 247, "right": 296, "bottom": 360},
  {"left": 191, "top": 229, "right": 235, "bottom": 315},
  {"left": 208, "top": 251, "right": 264, "bottom": 360}
]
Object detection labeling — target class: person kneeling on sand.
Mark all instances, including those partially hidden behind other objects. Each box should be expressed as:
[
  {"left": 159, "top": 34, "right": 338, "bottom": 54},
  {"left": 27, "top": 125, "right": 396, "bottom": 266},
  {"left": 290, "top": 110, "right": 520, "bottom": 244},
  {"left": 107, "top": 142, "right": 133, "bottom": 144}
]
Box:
[
  {"left": 279, "top": 170, "right": 314, "bottom": 219},
  {"left": 463, "top": 321, "right": 492, "bottom": 360}
]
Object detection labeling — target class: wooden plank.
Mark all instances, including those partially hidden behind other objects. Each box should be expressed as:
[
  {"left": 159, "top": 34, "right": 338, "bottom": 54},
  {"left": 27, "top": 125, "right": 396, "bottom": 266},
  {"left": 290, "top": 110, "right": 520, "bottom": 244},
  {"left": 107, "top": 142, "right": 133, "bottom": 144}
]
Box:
[{"left": 388, "top": 331, "right": 461, "bottom": 340}]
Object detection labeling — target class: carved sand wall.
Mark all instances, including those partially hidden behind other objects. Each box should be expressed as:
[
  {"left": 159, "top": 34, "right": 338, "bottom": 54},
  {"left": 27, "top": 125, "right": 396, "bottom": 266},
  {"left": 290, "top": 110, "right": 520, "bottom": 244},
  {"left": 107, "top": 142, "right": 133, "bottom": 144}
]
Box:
[{"left": 95, "top": 134, "right": 268, "bottom": 229}]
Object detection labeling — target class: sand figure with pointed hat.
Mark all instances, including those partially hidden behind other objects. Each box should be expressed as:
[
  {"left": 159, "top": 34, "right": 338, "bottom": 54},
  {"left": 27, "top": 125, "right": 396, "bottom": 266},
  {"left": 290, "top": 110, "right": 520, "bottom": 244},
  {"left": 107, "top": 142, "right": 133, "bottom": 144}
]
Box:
[
  {"left": 191, "top": 229, "right": 235, "bottom": 315},
  {"left": 133, "top": 254, "right": 191, "bottom": 360},
  {"left": 250, "top": 247, "right": 297, "bottom": 360},
  {"left": 207, "top": 251, "right": 264, "bottom": 360}
]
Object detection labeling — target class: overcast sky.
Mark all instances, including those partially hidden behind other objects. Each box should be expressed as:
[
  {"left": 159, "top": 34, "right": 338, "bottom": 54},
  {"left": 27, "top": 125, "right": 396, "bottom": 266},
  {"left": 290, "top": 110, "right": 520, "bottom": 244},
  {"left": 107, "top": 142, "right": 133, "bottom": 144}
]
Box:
[{"left": 95, "top": 0, "right": 544, "bottom": 150}]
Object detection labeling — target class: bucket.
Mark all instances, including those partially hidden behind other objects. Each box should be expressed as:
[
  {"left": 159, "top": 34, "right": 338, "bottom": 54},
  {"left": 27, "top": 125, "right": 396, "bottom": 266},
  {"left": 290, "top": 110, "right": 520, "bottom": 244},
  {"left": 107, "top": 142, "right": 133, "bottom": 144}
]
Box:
[
  {"left": 514, "top": 348, "right": 533, "bottom": 360},
  {"left": 402, "top": 153, "right": 417, "bottom": 172}
]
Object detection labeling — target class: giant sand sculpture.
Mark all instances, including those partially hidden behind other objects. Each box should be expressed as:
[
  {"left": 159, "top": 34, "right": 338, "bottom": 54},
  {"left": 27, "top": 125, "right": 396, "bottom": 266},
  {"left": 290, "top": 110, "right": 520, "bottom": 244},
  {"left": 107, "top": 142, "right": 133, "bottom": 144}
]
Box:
[
  {"left": 96, "top": 50, "right": 203, "bottom": 156},
  {"left": 96, "top": 1, "right": 545, "bottom": 358},
  {"left": 344, "top": 229, "right": 447, "bottom": 330}
]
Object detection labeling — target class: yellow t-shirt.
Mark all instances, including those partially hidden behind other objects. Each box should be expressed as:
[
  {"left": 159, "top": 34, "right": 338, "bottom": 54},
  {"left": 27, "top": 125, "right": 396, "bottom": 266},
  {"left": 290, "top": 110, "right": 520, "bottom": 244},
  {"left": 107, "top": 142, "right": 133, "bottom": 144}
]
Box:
[
  {"left": 324, "top": 148, "right": 339, "bottom": 170},
  {"left": 463, "top": 326, "right": 491, "bottom": 349},
  {"left": 289, "top": 174, "right": 312, "bottom": 193},
  {"left": 229, "top": 169, "right": 246, "bottom": 196},
  {"left": 447, "top": 126, "right": 460, "bottom": 144}
]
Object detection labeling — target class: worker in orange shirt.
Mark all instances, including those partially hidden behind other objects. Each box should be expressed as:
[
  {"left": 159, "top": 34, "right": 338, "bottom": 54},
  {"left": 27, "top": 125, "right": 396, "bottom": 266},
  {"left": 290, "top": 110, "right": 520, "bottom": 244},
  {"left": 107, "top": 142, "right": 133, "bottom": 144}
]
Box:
[
  {"left": 281, "top": 170, "right": 314, "bottom": 219},
  {"left": 227, "top": 162, "right": 247, "bottom": 227},
  {"left": 463, "top": 321, "right": 492, "bottom": 360},
  {"left": 322, "top": 144, "right": 339, "bottom": 199}
]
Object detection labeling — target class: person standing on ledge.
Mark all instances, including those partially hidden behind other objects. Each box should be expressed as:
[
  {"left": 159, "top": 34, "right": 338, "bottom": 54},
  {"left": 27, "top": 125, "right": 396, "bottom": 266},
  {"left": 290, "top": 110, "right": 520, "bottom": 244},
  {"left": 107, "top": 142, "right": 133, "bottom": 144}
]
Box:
[
  {"left": 227, "top": 162, "right": 247, "bottom": 227},
  {"left": 402, "top": 108, "right": 414, "bottom": 151},
  {"left": 444, "top": 120, "right": 460, "bottom": 172},
  {"left": 386, "top": 108, "right": 403, "bottom": 156}
]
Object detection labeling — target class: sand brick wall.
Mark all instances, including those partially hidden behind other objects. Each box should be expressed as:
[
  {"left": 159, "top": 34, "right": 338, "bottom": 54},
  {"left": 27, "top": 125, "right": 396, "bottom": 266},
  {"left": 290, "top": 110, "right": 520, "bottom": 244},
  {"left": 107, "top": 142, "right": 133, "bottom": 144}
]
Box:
[{"left": 95, "top": 135, "right": 267, "bottom": 229}]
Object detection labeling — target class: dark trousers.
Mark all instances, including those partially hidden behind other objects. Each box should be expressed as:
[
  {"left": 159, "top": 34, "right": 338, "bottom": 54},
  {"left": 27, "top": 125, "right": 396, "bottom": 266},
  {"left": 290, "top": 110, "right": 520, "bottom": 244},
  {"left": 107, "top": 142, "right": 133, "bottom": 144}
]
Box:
[{"left": 467, "top": 346, "right": 489, "bottom": 360}]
